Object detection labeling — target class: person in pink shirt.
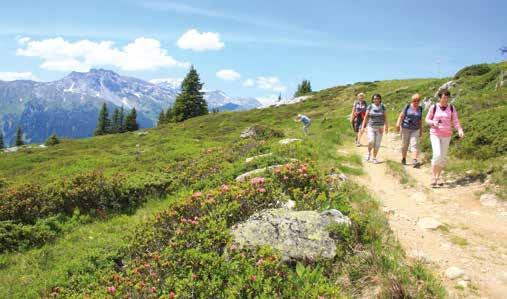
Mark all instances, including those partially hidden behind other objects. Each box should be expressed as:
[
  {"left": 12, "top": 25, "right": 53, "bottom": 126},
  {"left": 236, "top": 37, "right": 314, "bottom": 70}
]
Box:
[{"left": 425, "top": 89, "right": 465, "bottom": 187}]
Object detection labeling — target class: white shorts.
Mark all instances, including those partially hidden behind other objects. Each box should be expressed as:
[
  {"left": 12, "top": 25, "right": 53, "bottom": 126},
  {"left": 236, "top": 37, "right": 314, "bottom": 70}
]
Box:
[
  {"left": 430, "top": 135, "right": 451, "bottom": 167},
  {"left": 367, "top": 126, "right": 383, "bottom": 150}
]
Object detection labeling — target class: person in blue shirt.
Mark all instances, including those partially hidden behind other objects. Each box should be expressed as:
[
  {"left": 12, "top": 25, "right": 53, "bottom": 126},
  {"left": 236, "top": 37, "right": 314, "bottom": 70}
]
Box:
[
  {"left": 395, "top": 93, "right": 423, "bottom": 168},
  {"left": 295, "top": 114, "right": 311, "bottom": 135}
]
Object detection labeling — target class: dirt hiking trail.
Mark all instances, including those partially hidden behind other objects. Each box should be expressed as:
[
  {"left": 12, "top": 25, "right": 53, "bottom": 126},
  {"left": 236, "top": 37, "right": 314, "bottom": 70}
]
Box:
[{"left": 350, "top": 132, "right": 507, "bottom": 298}]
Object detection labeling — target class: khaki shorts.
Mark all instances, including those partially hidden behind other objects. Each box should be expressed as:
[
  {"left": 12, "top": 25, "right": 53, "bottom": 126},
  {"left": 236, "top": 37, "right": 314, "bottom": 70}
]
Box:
[{"left": 401, "top": 128, "right": 420, "bottom": 153}]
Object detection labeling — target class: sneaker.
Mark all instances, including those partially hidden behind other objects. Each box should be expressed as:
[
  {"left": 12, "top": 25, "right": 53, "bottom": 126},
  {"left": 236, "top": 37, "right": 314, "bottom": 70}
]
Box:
[
  {"left": 413, "top": 159, "right": 420, "bottom": 168},
  {"left": 401, "top": 158, "right": 406, "bottom": 165},
  {"left": 372, "top": 158, "right": 379, "bottom": 164},
  {"left": 431, "top": 178, "right": 437, "bottom": 187},
  {"left": 364, "top": 154, "right": 370, "bottom": 162},
  {"left": 437, "top": 178, "right": 444, "bottom": 186},
  {"left": 355, "top": 141, "right": 361, "bottom": 147}
]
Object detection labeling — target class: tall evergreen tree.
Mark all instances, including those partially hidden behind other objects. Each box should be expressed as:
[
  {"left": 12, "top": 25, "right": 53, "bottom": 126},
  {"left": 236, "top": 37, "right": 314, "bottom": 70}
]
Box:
[
  {"left": 94, "top": 103, "right": 111, "bottom": 136},
  {"left": 165, "top": 107, "right": 175, "bottom": 123},
  {"left": 0, "top": 132, "right": 4, "bottom": 149},
  {"left": 15, "top": 127, "right": 24, "bottom": 146},
  {"left": 110, "top": 107, "right": 121, "bottom": 133},
  {"left": 118, "top": 106, "right": 125, "bottom": 133},
  {"left": 278, "top": 93, "right": 282, "bottom": 102},
  {"left": 125, "top": 107, "right": 139, "bottom": 132},
  {"left": 157, "top": 110, "right": 166, "bottom": 127},
  {"left": 294, "top": 80, "right": 312, "bottom": 97},
  {"left": 173, "top": 66, "right": 208, "bottom": 122}
]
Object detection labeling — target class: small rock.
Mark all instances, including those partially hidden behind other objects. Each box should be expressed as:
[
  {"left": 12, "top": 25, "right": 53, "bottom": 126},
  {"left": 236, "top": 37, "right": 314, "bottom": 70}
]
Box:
[
  {"left": 39, "top": 144, "right": 47, "bottom": 148},
  {"left": 408, "top": 249, "right": 430, "bottom": 263},
  {"left": 245, "top": 153, "right": 273, "bottom": 163},
  {"left": 338, "top": 173, "right": 348, "bottom": 181},
  {"left": 240, "top": 127, "right": 257, "bottom": 138},
  {"left": 279, "top": 138, "right": 302, "bottom": 145},
  {"left": 410, "top": 192, "right": 426, "bottom": 204},
  {"left": 282, "top": 200, "right": 296, "bottom": 210},
  {"left": 480, "top": 193, "right": 498, "bottom": 207},
  {"left": 136, "top": 131, "right": 148, "bottom": 136},
  {"left": 235, "top": 165, "right": 283, "bottom": 182},
  {"left": 457, "top": 280, "right": 469, "bottom": 288},
  {"left": 445, "top": 266, "right": 465, "bottom": 280},
  {"left": 417, "top": 217, "right": 442, "bottom": 230},
  {"left": 382, "top": 207, "right": 396, "bottom": 215}
]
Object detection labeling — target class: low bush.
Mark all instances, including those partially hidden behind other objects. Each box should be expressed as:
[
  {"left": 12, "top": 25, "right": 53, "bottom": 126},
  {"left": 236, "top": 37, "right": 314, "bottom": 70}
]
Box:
[{"left": 454, "top": 63, "right": 491, "bottom": 79}]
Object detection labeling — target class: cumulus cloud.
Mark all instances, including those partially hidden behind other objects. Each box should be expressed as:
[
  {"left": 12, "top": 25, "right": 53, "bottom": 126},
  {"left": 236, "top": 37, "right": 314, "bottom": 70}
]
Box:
[
  {"left": 256, "top": 94, "right": 280, "bottom": 106},
  {"left": 242, "top": 78, "right": 255, "bottom": 87},
  {"left": 177, "top": 29, "right": 225, "bottom": 52},
  {"left": 244, "top": 76, "right": 286, "bottom": 92},
  {"left": 16, "top": 37, "right": 189, "bottom": 72},
  {"left": 216, "top": 69, "right": 240, "bottom": 81},
  {"left": 149, "top": 77, "right": 183, "bottom": 88},
  {"left": 0, "top": 71, "right": 38, "bottom": 81}
]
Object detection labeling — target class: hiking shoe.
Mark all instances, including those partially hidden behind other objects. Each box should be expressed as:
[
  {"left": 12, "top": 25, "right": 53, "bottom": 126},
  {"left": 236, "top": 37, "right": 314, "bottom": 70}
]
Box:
[
  {"left": 437, "top": 178, "right": 444, "bottom": 186},
  {"left": 401, "top": 158, "right": 406, "bottom": 165},
  {"left": 372, "top": 158, "right": 379, "bottom": 164},
  {"left": 364, "top": 154, "right": 370, "bottom": 162},
  {"left": 413, "top": 159, "right": 421, "bottom": 168},
  {"left": 355, "top": 141, "right": 361, "bottom": 147},
  {"left": 431, "top": 178, "right": 437, "bottom": 187}
]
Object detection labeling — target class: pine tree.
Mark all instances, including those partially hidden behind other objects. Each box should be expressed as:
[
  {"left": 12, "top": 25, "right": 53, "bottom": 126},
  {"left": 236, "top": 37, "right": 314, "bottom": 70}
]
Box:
[
  {"left": 173, "top": 66, "right": 208, "bottom": 122},
  {"left": 278, "top": 93, "right": 282, "bottom": 102},
  {"left": 118, "top": 107, "right": 125, "bottom": 133},
  {"left": 94, "top": 103, "right": 111, "bottom": 136},
  {"left": 110, "top": 108, "right": 121, "bottom": 134},
  {"left": 0, "top": 132, "right": 4, "bottom": 150},
  {"left": 125, "top": 107, "right": 139, "bottom": 132},
  {"left": 45, "top": 133, "right": 60, "bottom": 146},
  {"left": 294, "top": 80, "right": 312, "bottom": 97},
  {"left": 165, "top": 107, "right": 175, "bottom": 123},
  {"left": 157, "top": 110, "right": 166, "bottom": 127},
  {"left": 15, "top": 127, "right": 24, "bottom": 146}
]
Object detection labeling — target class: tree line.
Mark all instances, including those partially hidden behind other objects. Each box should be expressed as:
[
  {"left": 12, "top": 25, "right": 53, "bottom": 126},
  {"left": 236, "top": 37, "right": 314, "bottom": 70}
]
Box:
[{"left": 94, "top": 105, "right": 139, "bottom": 136}]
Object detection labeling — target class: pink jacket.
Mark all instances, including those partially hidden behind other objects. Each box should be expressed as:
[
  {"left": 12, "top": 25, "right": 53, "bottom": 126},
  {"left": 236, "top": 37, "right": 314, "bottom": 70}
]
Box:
[{"left": 425, "top": 104, "right": 462, "bottom": 138}]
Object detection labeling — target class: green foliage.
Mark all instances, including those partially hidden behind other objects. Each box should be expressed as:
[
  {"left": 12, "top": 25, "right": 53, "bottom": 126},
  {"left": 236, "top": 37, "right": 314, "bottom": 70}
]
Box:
[
  {"left": 44, "top": 134, "right": 60, "bottom": 146},
  {"left": 294, "top": 79, "right": 312, "bottom": 97},
  {"left": 157, "top": 110, "right": 166, "bottom": 127},
  {"left": 173, "top": 66, "right": 208, "bottom": 122},
  {"left": 452, "top": 108, "right": 506, "bottom": 160},
  {"left": 454, "top": 63, "right": 491, "bottom": 79},
  {"left": 94, "top": 103, "right": 111, "bottom": 136},
  {"left": 125, "top": 107, "right": 139, "bottom": 132},
  {"left": 110, "top": 107, "right": 123, "bottom": 133},
  {"left": 15, "top": 127, "right": 24, "bottom": 146}
]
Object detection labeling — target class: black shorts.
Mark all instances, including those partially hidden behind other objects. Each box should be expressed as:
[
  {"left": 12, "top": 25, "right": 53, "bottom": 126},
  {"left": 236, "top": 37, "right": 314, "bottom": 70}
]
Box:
[{"left": 353, "top": 116, "right": 363, "bottom": 132}]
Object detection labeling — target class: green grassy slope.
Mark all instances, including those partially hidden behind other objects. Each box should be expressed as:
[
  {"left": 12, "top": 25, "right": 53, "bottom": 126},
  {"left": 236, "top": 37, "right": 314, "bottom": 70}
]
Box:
[{"left": 1, "top": 61, "right": 504, "bottom": 298}]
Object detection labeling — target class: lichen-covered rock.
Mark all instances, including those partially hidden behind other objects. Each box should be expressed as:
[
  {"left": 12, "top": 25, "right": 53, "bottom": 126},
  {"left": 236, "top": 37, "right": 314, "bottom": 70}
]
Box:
[
  {"left": 235, "top": 165, "right": 283, "bottom": 182},
  {"left": 245, "top": 153, "right": 273, "bottom": 163},
  {"left": 231, "top": 208, "right": 351, "bottom": 261},
  {"left": 279, "top": 138, "right": 302, "bottom": 145}
]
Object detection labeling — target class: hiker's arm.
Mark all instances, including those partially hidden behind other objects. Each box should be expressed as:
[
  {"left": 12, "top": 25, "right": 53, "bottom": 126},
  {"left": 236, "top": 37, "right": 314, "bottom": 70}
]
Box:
[
  {"left": 350, "top": 104, "right": 355, "bottom": 122},
  {"left": 395, "top": 112, "right": 404, "bottom": 132},
  {"left": 425, "top": 106, "right": 437, "bottom": 126},
  {"left": 361, "top": 114, "right": 369, "bottom": 131},
  {"left": 453, "top": 109, "right": 464, "bottom": 138},
  {"left": 384, "top": 112, "right": 388, "bottom": 133}
]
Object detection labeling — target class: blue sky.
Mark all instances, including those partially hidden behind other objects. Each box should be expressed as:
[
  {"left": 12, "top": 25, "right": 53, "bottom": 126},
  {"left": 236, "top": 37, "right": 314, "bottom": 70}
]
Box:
[{"left": 0, "top": 0, "right": 506, "bottom": 104}]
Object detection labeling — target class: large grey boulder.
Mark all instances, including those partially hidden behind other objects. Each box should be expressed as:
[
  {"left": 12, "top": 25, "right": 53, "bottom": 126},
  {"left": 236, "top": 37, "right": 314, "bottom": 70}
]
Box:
[
  {"left": 240, "top": 127, "right": 257, "bottom": 138},
  {"left": 231, "top": 208, "right": 351, "bottom": 261}
]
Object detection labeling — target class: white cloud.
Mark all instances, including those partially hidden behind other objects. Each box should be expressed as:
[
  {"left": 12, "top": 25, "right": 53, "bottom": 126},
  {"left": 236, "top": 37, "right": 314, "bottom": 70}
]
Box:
[
  {"left": 255, "top": 76, "right": 286, "bottom": 92},
  {"left": 0, "top": 71, "right": 38, "bottom": 81},
  {"left": 150, "top": 77, "right": 183, "bottom": 88},
  {"left": 256, "top": 94, "right": 279, "bottom": 106},
  {"left": 16, "top": 36, "right": 31, "bottom": 45},
  {"left": 16, "top": 37, "right": 189, "bottom": 72},
  {"left": 243, "top": 78, "right": 255, "bottom": 87},
  {"left": 177, "top": 29, "right": 224, "bottom": 52},
  {"left": 216, "top": 69, "right": 240, "bottom": 81}
]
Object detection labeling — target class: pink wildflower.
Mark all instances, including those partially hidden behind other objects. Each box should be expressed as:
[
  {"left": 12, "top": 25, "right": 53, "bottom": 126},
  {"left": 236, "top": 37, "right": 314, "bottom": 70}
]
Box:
[
  {"left": 150, "top": 286, "right": 156, "bottom": 293},
  {"left": 107, "top": 286, "right": 116, "bottom": 294},
  {"left": 250, "top": 275, "right": 257, "bottom": 282},
  {"left": 169, "top": 291, "right": 176, "bottom": 298},
  {"left": 257, "top": 188, "right": 267, "bottom": 193},
  {"left": 256, "top": 258, "right": 264, "bottom": 266},
  {"left": 192, "top": 191, "right": 202, "bottom": 199},
  {"left": 250, "top": 177, "right": 265, "bottom": 186},
  {"left": 221, "top": 184, "right": 229, "bottom": 192},
  {"left": 230, "top": 244, "right": 237, "bottom": 251}
]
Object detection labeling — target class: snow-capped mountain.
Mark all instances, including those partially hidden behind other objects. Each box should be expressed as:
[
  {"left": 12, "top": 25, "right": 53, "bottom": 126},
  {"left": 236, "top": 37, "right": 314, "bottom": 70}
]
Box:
[
  {"left": 204, "top": 90, "right": 262, "bottom": 111},
  {"left": 0, "top": 69, "right": 261, "bottom": 145}
]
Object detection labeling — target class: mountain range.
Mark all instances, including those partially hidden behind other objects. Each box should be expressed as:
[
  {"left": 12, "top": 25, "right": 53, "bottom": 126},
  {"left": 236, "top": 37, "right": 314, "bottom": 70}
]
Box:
[{"left": 0, "top": 69, "right": 262, "bottom": 145}]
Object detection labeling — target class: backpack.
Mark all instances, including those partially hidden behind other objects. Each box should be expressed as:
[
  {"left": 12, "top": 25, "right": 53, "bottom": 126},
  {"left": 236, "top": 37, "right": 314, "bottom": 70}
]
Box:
[
  {"left": 404, "top": 104, "right": 423, "bottom": 118},
  {"left": 429, "top": 104, "right": 454, "bottom": 121},
  {"left": 367, "top": 103, "right": 385, "bottom": 113}
]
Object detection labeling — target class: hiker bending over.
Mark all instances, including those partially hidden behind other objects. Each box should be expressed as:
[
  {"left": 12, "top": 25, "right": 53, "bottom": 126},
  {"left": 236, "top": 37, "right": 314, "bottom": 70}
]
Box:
[
  {"left": 350, "top": 92, "right": 367, "bottom": 146},
  {"left": 361, "top": 93, "right": 388, "bottom": 164},
  {"left": 295, "top": 114, "right": 311, "bottom": 136},
  {"left": 425, "top": 89, "right": 464, "bottom": 187},
  {"left": 396, "top": 93, "right": 423, "bottom": 168}
]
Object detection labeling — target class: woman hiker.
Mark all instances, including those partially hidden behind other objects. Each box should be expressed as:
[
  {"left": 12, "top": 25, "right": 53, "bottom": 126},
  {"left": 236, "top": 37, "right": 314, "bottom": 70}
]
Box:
[
  {"left": 350, "top": 92, "right": 368, "bottom": 146},
  {"left": 425, "top": 89, "right": 464, "bottom": 187},
  {"left": 396, "top": 93, "right": 423, "bottom": 168},
  {"left": 360, "top": 93, "right": 388, "bottom": 164}
]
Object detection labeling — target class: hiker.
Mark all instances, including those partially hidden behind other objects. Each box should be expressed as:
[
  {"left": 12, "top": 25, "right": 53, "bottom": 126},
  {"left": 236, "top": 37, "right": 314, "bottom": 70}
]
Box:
[
  {"left": 350, "top": 92, "right": 367, "bottom": 146},
  {"left": 361, "top": 93, "right": 388, "bottom": 164},
  {"left": 395, "top": 93, "right": 423, "bottom": 168},
  {"left": 295, "top": 114, "right": 311, "bottom": 135},
  {"left": 425, "top": 89, "right": 464, "bottom": 187}
]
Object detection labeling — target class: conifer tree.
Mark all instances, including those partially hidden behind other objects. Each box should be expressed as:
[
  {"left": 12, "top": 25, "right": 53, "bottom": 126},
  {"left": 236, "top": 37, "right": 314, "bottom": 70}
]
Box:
[
  {"left": 173, "top": 66, "right": 208, "bottom": 122},
  {"left": 294, "top": 80, "right": 312, "bottom": 97},
  {"left": 45, "top": 133, "right": 60, "bottom": 146},
  {"left": 157, "top": 110, "right": 166, "bottom": 127},
  {"left": 165, "top": 107, "right": 175, "bottom": 123},
  {"left": 15, "top": 127, "right": 24, "bottom": 146},
  {"left": 118, "top": 106, "right": 125, "bottom": 133},
  {"left": 278, "top": 93, "right": 282, "bottom": 102},
  {"left": 125, "top": 107, "right": 139, "bottom": 132},
  {"left": 0, "top": 132, "right": 4, "bottom": 150},
  {"left": 110, "top": 108, "right": 121, "bottom": 133},
  {"left": 94, "top": 103, "right": 111, "bottom": 136}
]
